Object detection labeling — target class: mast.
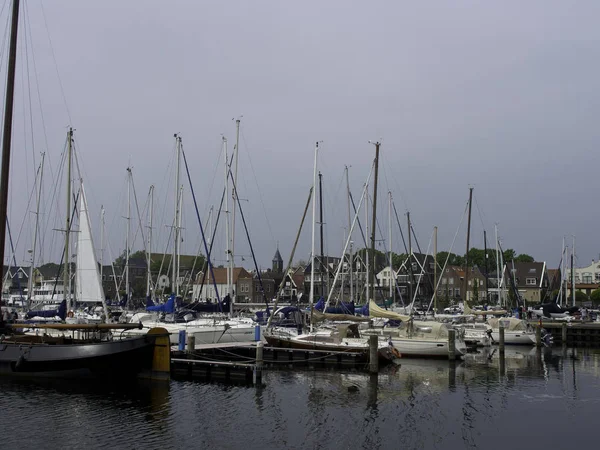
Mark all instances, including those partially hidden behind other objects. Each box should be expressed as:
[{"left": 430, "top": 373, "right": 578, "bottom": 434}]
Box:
[
  {"left": 365, "top": 183, "right": 369, "bottom": 302},
  {"left": 433, "top": 225, "right": 438, "bottom": 314},
  {"left": 231, "top": 118, "right": 240, "bottom": 304},
  {"left": 64, "top": 128, "right": 73, "bottom": 312},
  {"left": 177, "top": 185, "right": 183, "bottom": 299},
  {"left": 388, "top": 191, "right": 393, "bottom": 301},
  {"left": 309, "top": 141, "right": 320, "bottom": 331},
  {"left": 125, "top": 166, "right": 131, "bottom": 307},
  {"left": 369, "top": 141, "right": 380, "bottom": 301},
  {"left": 146, "top": 185, "right": 154, "bottom": 299},
  {"left": 346, "top": 166, "right": 353, "bottom": 302},
  {"left": 499, "top": 238, "right": 505, "bottom": 307},
  {"left": 495, "top": 224, "right": 500, "bottom": 306},
  {"left": 560, "top": 237, "right": 565, "bottom": 307},
  {"left": 27, "top": 152, "right": 44, "bottom": 309},
  {"left": 463, "top": 187, "right": 473, "bottom": 304},
  {"left": 173, "top": 134, "right": 181, "bottom": 297},
  {"left": 0, "top": 1, "right": 20, "bottom": 318},
  {"left": 571, "top": 236, "right": 576, "bottom": 307},
  {"left": 100, "top": 206, "right": 104, "bottom": 285},
  {"left": 318, "top": 171, "right": 325, "bottom": 299},
  {"left": 407, "top": 211, "right": 413, "bottom": 306},
  {"left": 484, "top": 229, "right": 489, "bottom": 303},
  {"left": 223, "top": 136, "right": 232, "bottom": 307}
]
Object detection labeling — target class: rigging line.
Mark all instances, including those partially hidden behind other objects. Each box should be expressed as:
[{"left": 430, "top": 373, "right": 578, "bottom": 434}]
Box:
[
  {"left": 19, "top": 9, "right": 31, "bottom": 201},
  {"left": 23, "top": 2, "right": 35, "bottom": 173},
  {"left": 240, "top": 128, "right": 276, "bottom": 247},
  {"left": 9, "top": 160, "right": 38, "bottom": 263},
  {"left": 227, "top": 156, "right": 270, "bottom": 311},
  {"left": 473, "top": 192, "right": 487, "bottom": 238},
  {"left": 130, "top": 169, "right": 147, "bottom": 252},
  {"left": 181, "top": 144, "right": 223, "bottom": 311},
  {"left": 380, "top": 147, "right": 410, "bottom": 212},
  {"left": 41, "top": 137, "right": 67, "bottom": 260},
  {"left": 24, "top": 0, "right": 51, "bottom": 166},
  {"left": 196, "top": 175, "right": 228, "bottom": 298},
  {"left": 39, "top": 0, "right": 71, "bottom": 123},
  {"left": 392, "top": 201, "right": 408, "bottom": 254},
  {"left": 200, "top": 140, "right": 224, "bottom": 220}
]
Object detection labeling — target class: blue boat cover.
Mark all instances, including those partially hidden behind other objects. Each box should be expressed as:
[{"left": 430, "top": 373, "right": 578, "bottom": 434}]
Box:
[
  {"left": 325, "top": 301, "right": 355, "bottom": 315},
  {"left": 146, "top": 294, "right": 175, "bottom": 313},
  {"left": 314, "top": 297, "right": 325, "bottom": 311},
  {"left": 146, "top": 296, "right": 154, "bottom": 308},
  {"left": 26, "top": 299, "right": 67, "bottom": 320},
  {"left": 356, "top": 303, "right": 369, "bottom": 316}
]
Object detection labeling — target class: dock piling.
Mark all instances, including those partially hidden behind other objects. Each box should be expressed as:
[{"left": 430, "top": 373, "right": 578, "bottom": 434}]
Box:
[
  {"left": 562, "top": 322, "right": 567, "bottom": 344},
  {"left": 535, "top": 325, "right": 542, "bottom": 347},
  {"left": 499, "top": 323, "right": 505, "bottom": 355},
  {"left": 448, "top": 329, "right": 456, "bottom": 360},
  {"left": 186, "top": 334, "right": 196, "bottom": 354},
  {"left": 254, "top": 341, "right": 264, "bottom": 385},
  {"left": 369, "top": 335, "right": 379, "bottom": 374}
]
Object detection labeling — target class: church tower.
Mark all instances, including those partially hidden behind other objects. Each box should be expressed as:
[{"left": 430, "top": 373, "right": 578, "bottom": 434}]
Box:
[{"left": 272, "top": 245, "right": 283, "bottom": 273}]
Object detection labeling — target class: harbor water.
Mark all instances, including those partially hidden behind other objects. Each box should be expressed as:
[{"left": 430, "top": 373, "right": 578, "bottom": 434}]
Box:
[{"left": 2, "top": 347, "right": 600, "bottom": 449}]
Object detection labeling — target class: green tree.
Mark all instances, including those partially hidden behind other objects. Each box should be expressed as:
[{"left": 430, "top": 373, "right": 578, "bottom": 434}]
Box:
[
  {"left": 590, "top": 289, "right": 600, "bottom": 306},
  {"left": 575, "top": 290, "right": 589, "bottom": 305},
  {"left": 515, "top": 254, "right": 534, "bottom": 263}
]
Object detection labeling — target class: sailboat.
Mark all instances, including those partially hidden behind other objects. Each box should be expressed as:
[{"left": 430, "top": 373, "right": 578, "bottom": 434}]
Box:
[{"left": 0, "top": 0, "right": 162, "bottom": 378}]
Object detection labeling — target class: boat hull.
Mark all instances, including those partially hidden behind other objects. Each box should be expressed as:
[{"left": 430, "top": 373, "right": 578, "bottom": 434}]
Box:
[
  {"left": 490, "top": 331, "right": 535, "bottom": 345},
  {"left": 390, "top": 338, "right": 467, "bottom": 358},
  {"left": 0, "top": 334, "right": 156, "bottom": 378}
]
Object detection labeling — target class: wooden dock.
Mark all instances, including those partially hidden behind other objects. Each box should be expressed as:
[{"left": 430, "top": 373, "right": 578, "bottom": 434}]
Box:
[
  {"left": 540, "top": 321, "right": 600, "bottom": 346},
  {"left": 170, "top": 341, "right": 371, "bottom": 385}
]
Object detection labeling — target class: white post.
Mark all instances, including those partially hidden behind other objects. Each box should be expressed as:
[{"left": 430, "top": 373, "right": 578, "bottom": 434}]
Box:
[
  {"left": 365, "top": 183, "right": 369, "bottom": 303},
  {"left": 231, "top": 118, "right": 241, "bottom": 306},
  {"left": 125, "top": 166, "right": 131, "bottom": 306},
  {"left": 388, "top": 191, "right": 393, "bottom": 301},
  {"left": 146, "top": 185, "right": 154, "bottom": 299},
  {"left": 223, "top": 136, "right": 232, "bottom": 315},
  {"left": 28, "top": 153, "right": 44, "bottom": 308},
  {"left": 346, "top": 166, "right": 353, "bottom": 302},
  {"left": 495, "top": 224, "right": 500, "bottom": 306},
  {"left": 572, "top": 236, "right": 576, "bottom": 307},
  {"left": 173, "top": 135, "right": 182, "bottom": 297}
]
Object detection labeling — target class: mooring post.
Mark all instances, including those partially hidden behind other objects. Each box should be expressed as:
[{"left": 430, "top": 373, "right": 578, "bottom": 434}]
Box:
[
  {"left": 535, "top": 325, "right": 542, "bottom": 347},
  {"left": 369, "top": 335, "right": 379, "bottom": 374},
  {"left": 254, "top": 341, "right": 264, "bottom": 385},
  {"left": 499, "top": 323, "right": 505, "bottom": 355},
  {"left": 178, "top": 329, "right": 186, "bottom": 352},
  {"left": 186, "top": 334, "right": 196, "bottom": 354},
  {"left": 562, "top": 322, "right": 567, "bottom": 345},
  {"left": 448, "top": 328, "right": 456, "bottom": 361}
]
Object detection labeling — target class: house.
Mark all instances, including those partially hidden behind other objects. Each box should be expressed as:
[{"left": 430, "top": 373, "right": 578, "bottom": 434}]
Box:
[
  {"left": 567, "top": 259, "right": 600, "bottom": 297},
  {"left": 280, "top": 266, "right": 306, "bottom": 301},
  {"left": 394, "top": 253, "right": 436, "bottom": 304},
  {"left": 192, "top": 267, "right": 252, "bottom": 302},
  {"left": 304, "top": 255, "right": 343, "bottom": 300},
  {"left": 2, "top": 265, "right": 30, "bottom": 295},
  {"left": 503, "top": 261, "right": 548, "bottom": 306}
]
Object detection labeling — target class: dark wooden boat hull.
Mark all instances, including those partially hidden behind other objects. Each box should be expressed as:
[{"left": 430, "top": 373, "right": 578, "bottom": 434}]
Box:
[{"left": 0, "top": 334, "right": 156, "bottom": 378}]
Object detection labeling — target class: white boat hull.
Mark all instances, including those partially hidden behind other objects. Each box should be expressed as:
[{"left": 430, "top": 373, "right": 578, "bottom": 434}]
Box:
[{"left": 491, "top": 330, "right": 535, "bottom": 345}]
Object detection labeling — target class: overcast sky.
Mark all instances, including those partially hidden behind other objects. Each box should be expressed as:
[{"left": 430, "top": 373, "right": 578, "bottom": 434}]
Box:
[{"left": 3, "top": 0, "right": 600, "bottom": 272}]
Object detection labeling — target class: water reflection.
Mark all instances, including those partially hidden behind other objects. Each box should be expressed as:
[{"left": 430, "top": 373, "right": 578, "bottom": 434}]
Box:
[{"left": 2, "top": 348, "right": 600, "bottom": 449}]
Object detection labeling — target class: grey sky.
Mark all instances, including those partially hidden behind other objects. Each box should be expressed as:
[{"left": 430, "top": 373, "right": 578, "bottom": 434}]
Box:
[{"left": 4, "top": 0, "right": 600, "bottom": 272}]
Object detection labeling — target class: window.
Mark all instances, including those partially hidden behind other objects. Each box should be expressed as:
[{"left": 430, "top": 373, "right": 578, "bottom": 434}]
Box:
[
  {"left": 583, "top": 273, "right": 592, "bottom": 284},
  {"left": 442, "top": 277, "right": 447, "bottom": 284},
  {"left": 528, "top": 268, "right": 536, "bottom": 274},
  {"left": 411, "top": 263, "right": 418, "bottom": 271},
  {"left": 479, "top": 280, "right": 483, "bottom": 287},
  {"left": 595, "top": 273, "right": 600, "bottom": 282},
  {"left": 454, "top": 288, "right": 460, "bottom": 297},
  {"left": 526, "top": 278, "right": 536, "bottom": 286},
  {"left": 449, "top": 278, "right": 454, "bottom": 285}
]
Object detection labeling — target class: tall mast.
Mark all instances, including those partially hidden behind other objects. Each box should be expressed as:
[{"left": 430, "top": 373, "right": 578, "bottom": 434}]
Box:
[
  {"left": 463, "top": 187, "right": 473, "bottom": 303},
  {"left": 0, "top": 1, "right": 20, "bottom": 314},
  {"left": 64, "top": 128, "right": 73, "bottom": 312},
  {"left": 388, "top": 191, "right": 393, "bottom": 301},
  {"left": 495, "top": 224, "right": 500, "bottom": 306},
  {"left": 146, "top": 185, "right": 154, "bottom": 298},
  {"left": 223, "top": 136, "right": 232, "bottom": 305},
  {"left": 27, "top": 152, "right": 44, "bottom": 309},
  {"left": 173, "top": 134, "right": 181, "bottom": 296},
  {"left": 369, "top": 141, "right": 380, "bottom": 301},
  {"left": 484, "top": 229, "right": 489, "bottom": 303},
  {"left": 433, "top": 225, "right": 438, "bottom": 313},
  {"left": 560, "top": 237, "right": 565, "bottom": 307},
  {"left": 499, "top": 237, "right": 505, "bottom": 307},
  {"left": 365, "top": 183, "right": 369, "bottom": 302},
  {"left": 177, "top": 185, "right": 183, "bottom": 298},
  {"left": 407, "top": 211, "right": 413, "bottom": 305},
  {"left": 318, "top": 171, "right": 325, "bottom": 299},
  {"left": 231, "top": 118, "right": 240, "bottom": 304},
  {"left": 346, "top": 166, "right": 353, "bottom": 303},
  {"left": 571, "top": 236, "right": 576, "bottom": 307},
  {"left": 100, "top": 206, "right": 104, "bottom": 285},
  {"left": 125, "top": 166, "right": 131, "bottom": 306},
  {"left": 309, "top": 141, "right": 320, "bottom": 331}
]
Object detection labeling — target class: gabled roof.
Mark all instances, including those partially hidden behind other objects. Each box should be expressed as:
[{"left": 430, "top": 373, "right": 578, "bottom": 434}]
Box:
[
  {"left": 505, "top": 261, "right": 546, "bottom": 288},
  {"left": 273, "top": 248, "right": 283, "bottom": 263}
]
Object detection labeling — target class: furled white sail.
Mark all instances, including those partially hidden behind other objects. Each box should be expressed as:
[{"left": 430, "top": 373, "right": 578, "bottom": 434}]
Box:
[{"left": 76, "top": 183, "right": 106, "bottom": 307}]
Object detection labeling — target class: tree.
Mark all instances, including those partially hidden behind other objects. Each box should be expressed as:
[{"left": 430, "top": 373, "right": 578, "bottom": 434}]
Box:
[
  {"left": 575, "top": 290, "right": 589, "bottom": 305},
  {"left": 590, "top": 289, "right": 600, "bottom": 306},
  {"left": 515, "top": 254, "right": 534, "bottom": 263}
]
